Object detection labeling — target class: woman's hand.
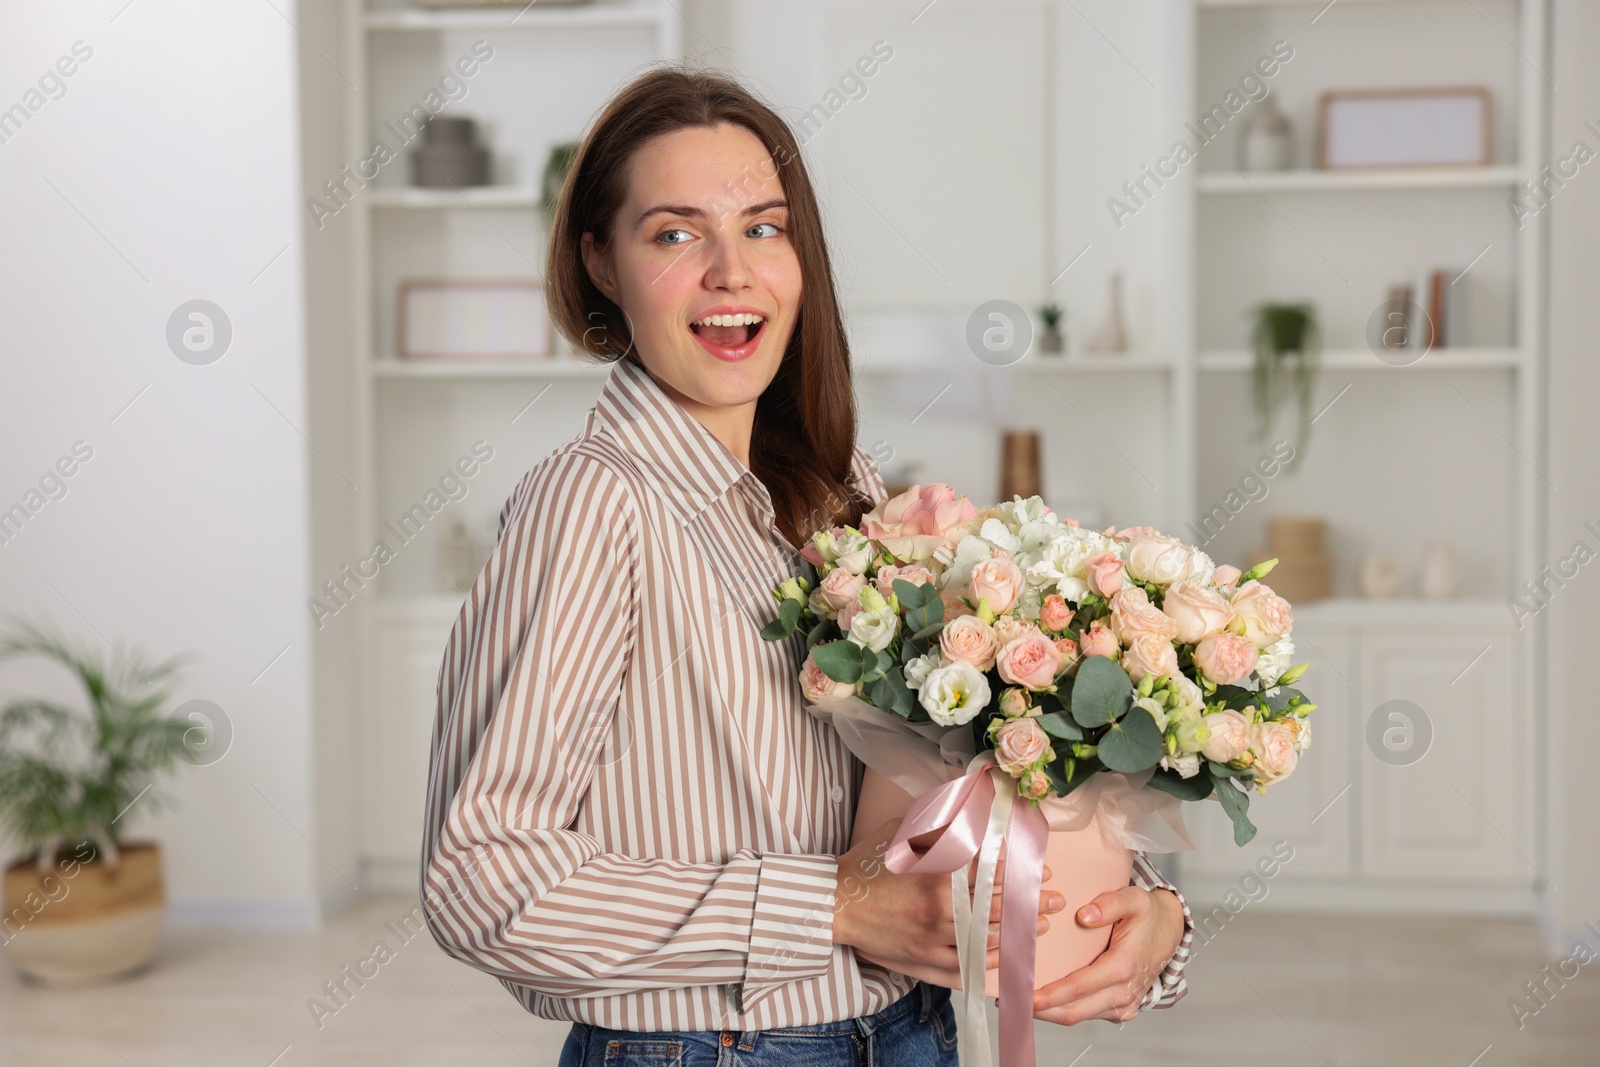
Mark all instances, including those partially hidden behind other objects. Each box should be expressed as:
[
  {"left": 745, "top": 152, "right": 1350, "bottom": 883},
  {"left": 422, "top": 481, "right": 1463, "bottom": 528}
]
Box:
[
  {"left": 1028, "top": 885, "right": 1185, "bottom": 1024},
  {"left": 835, "top": 818, "right": 1065, "bottom": 990}
]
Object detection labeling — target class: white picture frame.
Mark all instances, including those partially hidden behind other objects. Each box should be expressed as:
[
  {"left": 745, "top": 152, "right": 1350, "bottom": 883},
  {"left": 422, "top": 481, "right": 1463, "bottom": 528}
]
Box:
[
  {"left": 1318, "top": 86, "right": 1492, "bottom": 170},
  {"left": 398, "top": 278, "right": 552, "bottom": 361}
]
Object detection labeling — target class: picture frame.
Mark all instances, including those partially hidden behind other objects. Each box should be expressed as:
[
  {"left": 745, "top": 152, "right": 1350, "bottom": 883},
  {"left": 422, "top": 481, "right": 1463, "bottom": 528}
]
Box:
[
  {"left": 1317, "top": 86, "right": 1492, "bottom": 170},
  {"left": 398, "top": 278, "right": 552, "bottom": 361}
]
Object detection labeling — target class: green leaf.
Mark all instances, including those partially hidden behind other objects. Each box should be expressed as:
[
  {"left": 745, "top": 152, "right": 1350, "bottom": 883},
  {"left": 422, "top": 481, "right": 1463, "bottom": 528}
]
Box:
[
  {"left": 805, "top": 617, "right": 835, "bottom": 652},
  {"left": 811, "top": 640, "right": 865, "bottom": 684},
  {"left": 869, "top": 667, "right": 917, "bottom": 719},
  {"left": 1211, "top": 684, "right": 1258, "bottom": 711},
  {"left": 1070, "top": 655, "right": 1133, "bottom": 728},
  {"left": 1212, "top": 773, "right": 1258, "bottom": 846},
  {"left": 1035, "top": 711, "right": 1083, "bottom": 742},
  {"left": 911, "top": 621, "right": 945, "bottom": 642},
  {"left": 1095, "top": 706, "right": 1164, "bottom": 772},
  {"left": 759, "top": 596, "right": 803, "bottom": 641},
  {"left": 1262, "top": 686, "right": 1306, "bottom": 715},
  {"left": 1206, "top": 759, "right": 1252, "bottom": 779},
  {"left": 903, "top": 581, "right": 945, "bottom": 634},
  {"left": 1147, "top": 767, "right": 1215, "bottom": 802}
]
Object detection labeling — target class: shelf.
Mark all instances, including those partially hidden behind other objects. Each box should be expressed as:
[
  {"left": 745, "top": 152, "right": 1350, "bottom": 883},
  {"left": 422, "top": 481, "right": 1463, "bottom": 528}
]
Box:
[
  {"left": 1198, "top": 347, "right": 1522, "bottom": 371},
  {"left": 369, "top": 186, "right": 541, "bottom": 209},
  {"left": 364, "top": 5, "right": 668, "bottom": 32},
  {"left": 372, "top": 358, "right": 610, "bottom": 379},
  {"left": 1197, "top": 166, "right": 1526, "bottom": 194},
  {"left": 1293, "top": 597, "right": 1509, "bottom": 627},
  {"left": 1015, "top": 353, "right": 1173, "bottom": 372}
]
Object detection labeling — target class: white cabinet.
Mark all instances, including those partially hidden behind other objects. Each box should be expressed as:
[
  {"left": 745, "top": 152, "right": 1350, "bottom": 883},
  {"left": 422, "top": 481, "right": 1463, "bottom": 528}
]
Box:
[
  {"left": 1177, "top": 602, "right": 1534, "bottom": 914},
  {"left": 361, "top": 598, "right": 459, "bottom": 889}
]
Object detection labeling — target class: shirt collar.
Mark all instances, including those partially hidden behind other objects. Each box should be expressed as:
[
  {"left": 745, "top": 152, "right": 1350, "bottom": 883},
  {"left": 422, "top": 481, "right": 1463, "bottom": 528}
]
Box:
[{"left": 589, "top": 355, "right": 775, "bottom": 523}]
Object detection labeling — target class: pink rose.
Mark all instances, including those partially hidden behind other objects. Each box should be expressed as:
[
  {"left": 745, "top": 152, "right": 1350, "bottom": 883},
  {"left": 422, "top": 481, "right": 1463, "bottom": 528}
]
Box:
[
  {"left": 992, "top": 614, "right": 1039, "bottom": 647},
  {"left": 861, "top": 483, "right": 979, "bottom": 561},
  {"left": 939, "top": 614, "right": 1001, "bottom": 673},
  {"left": 940, "top": 587, "right": 975, "bottom": 621},
  {"left": 1124, "top": 532, "right": 1195, "bottom": 586},
  {"left": 1020, "top": 769, "right": 1053, "bottom": 800},
  {"left": 1110, "top": 587, "right": 1178, "bottom": 644},
  {"left": 801, "top": 647, "right": 858, "bottom": 702},
  {"left": 1120, "top": 633, "right": 1179, "bottom": 684},
  {"left": 1054, "top": 637, "right": 1079, "bottom": 673},
  {"left": 1231, "top": 581, "right": 1294, "bottom": 648},
  {"left": 969, "top": 553, "right": 1024, "bottom": 614},
  {"left": 998, "top": 686, "right": 1032, "bottom": 718},
  {"left": 1201, "top": 709, "right": 1251, "bottom": 763},
  {"left": 1162, "top": 581, "right": 1236, "bottom": 644},
  {"left": 1212, "top": 564, "right": 1242, "bottom": 589},
  {"left": 875, "top": 564, "right": 935, "bottom": 600},
  {"left": 994, "top": 717, "right": 1050, "bottom": 775},
  {"left": 799, "top": 541, "right": 825, "bottom": 566},
  {"left": 1084, "top": 551, "right": 1128, "bottom": 598},
  {"left": 1078, "top": 620, "right": 1119, "bottom": 659},
  {"left": 1194, "top": 632, "right": 1259, "bottom": 685},
  {"left": 997, "top": 631, "right": 1067, "bottom": 689},
  {"left": 1039, "top": 594, "right": 1073, "bottom": 634},
  {"left": 816, "top": 568, "right": 867, "bottom": 612},
  {"left": 1249, "top": 720, "right": 1299, "bottom": 787}
]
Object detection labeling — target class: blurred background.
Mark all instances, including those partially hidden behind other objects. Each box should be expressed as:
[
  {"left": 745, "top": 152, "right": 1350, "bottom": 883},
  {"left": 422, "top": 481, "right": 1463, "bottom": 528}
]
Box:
[{"left": 1, "top": 0, "right": 1596, "bottom": 1063}]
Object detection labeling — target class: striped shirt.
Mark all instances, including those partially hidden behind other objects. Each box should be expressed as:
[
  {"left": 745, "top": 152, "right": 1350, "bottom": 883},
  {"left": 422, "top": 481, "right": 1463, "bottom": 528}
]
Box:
[{"left": 420, "top": 353, "right": 1193, "bottom": 1031}]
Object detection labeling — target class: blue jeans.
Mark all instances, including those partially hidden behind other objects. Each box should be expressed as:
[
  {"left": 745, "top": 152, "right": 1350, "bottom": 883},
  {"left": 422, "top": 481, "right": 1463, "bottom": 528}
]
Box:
[{"left": 555, "top": 980, "right": 959, "bottom": 1066}]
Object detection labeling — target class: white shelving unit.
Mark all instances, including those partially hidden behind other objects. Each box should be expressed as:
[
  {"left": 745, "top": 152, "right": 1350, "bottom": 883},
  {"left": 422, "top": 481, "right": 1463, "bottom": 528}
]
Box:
[
  {"left": 1173, "top": 0, "right": 1548, "bottom": 915},
  {"left": 340, "top": 0, "right": 681, "bottom": 889}
]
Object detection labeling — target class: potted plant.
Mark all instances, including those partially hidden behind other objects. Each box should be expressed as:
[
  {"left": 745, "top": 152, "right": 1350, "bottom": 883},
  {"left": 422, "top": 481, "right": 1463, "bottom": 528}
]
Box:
[
  {"left": 540, "top": 140, "right": 582, "bottom": 226},
  {"left": 0, "top": 620, "right": 191, "bottom": 984},
  {"left": 1038, "top": 303, "right": 1065, "bottom": 355},
  {"left": 1249, "top": 301, "right": 1319, "bottom": 471}
]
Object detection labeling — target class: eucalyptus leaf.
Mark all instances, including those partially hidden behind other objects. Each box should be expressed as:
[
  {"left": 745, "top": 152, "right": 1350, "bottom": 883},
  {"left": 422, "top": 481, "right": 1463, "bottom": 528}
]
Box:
[
  {"left": 1096, "top": 706, "right": 1164, "bottom": 772},
  {"left": 1035, "top": 711, "right": 1084, "bottom": 743},
  {"left": 811, "top": 640, "right": 865, "bottom": 684},
  {"left": 1147, "top": 767, "right": 1215, "bottom": 802},
  {"left": 1212, "top": 772, "right": 1258, "bottom": 846},
  {"left": 1070, "top": 655, "right": 1133, "bottom": 728}
]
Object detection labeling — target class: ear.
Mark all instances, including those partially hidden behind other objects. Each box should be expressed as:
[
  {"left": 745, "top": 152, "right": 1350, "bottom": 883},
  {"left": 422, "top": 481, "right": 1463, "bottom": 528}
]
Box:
[{"left": 580, "top": 231, "right": 620, "bottom": 305}]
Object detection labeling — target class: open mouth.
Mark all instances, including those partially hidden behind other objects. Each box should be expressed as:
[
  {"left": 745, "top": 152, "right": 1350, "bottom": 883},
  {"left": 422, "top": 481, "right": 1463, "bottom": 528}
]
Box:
[{"left": 688, "top": 312, "right": 767, "bottom": 361}]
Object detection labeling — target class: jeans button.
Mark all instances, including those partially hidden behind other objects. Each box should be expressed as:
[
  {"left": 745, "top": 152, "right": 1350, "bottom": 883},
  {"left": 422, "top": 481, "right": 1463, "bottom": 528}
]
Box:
[{"left": 720, "top": 1031, "right": 734, "bottom": 1047}]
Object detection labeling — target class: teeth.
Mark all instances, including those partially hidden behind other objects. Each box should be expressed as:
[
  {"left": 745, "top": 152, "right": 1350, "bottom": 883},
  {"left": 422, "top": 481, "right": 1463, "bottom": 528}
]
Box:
[{"left": 693, "top": 312, "right": 765, "bottom": 327}]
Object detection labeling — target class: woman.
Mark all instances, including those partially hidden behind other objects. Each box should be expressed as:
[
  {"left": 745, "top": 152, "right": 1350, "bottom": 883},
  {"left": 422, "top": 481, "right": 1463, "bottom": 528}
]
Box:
[{"left": 420, "top": 66, "right": 1193, "bottom": 1066}]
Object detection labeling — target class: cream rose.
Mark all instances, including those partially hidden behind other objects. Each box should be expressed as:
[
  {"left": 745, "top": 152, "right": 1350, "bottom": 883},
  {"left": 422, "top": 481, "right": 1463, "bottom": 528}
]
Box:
[
  {"left": 996, "top": 631, "right": 1067, "bottom": 689},
  {"left": 939, "top": 614, "right": 1001, "bottom": 672},
  {"left": 1231, "top": 580, "right": 1294, "bottom": 648},
  {"left": 940, "top": 587, "right": 976, "bottom": 621},
  {"left": 992, "top": 614, "right": 1040, "bottom": 647},
  {"left": 816, "top": 568, "right": 867, "bottom": 613},
  {"left": 1124, "top": 532, "right": 1195, "bottom": 586},
  {"left": 1200, "top": 708, "right": 1252, "bottom": 763},
  {"left": 1110, "top": 587, "right": 1178, "bottom": 644},
  {"left": 970, "top": 553, "right": 1024, "bottom": 615},
  {"left": 1194, "top": 632, "right": 1259, "bottom": 685},
  {"left": 875, "top": 564, "right": 935, "bottom": 600},
  {"left": 1121, "top": 633, "right": 1179, "bottom": 684},
  {"left": 994, "top": 717, "right": 1051, "bottom": 775},
  {"left": 1249, "top": 719, "right": 1300, "bottom": 787},
  {"left": 1162, "top": 580, "right": 1236, "bottom": 644}
]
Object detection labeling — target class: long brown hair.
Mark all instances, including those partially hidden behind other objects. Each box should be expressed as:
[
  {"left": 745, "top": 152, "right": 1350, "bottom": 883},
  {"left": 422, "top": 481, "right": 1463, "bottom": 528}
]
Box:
[{"left": 544, "top": 64, "right": 872, "bottom": 548}]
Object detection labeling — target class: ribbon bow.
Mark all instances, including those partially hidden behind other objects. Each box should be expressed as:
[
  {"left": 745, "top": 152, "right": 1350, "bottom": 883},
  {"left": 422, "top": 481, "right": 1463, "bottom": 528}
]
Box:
[{"left": 882, "top": 751, "right": 1049, "bottom": 1067}]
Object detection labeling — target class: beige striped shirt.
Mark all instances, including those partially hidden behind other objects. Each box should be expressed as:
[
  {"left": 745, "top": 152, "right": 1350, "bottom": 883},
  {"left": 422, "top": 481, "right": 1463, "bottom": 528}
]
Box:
[{"left": 421, "top": 353, "right": 1193, "bottom": 1031}]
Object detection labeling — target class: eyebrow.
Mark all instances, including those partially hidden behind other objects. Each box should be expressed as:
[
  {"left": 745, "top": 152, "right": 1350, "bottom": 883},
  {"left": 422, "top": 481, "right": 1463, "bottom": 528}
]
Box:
[{"left": 633, "top": 198, "right": 789, "bottom": 233}]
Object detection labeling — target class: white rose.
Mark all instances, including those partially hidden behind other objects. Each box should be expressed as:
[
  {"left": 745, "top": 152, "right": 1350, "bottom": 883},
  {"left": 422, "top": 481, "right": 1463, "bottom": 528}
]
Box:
[
  {"left": 848, "top": 604, "right": 899, "bottom": 652},
  {"left": 904, "top": 649, "right": 944, "bottom": 689},
  {"left": 919, "top": 661, "right": 992, "bottom": 726},
  {"left": 1160, "top": 752, "right": 1202, "bottom": 778},
  {"left": 1124, "top": 533, "right": 1194, "bottom": 587},
  {"left": 1254, "top": 635, "right": 1295, "bottom": 688},
  {"left": 831, "top": 530, "right": 875, "bottom": 575}
]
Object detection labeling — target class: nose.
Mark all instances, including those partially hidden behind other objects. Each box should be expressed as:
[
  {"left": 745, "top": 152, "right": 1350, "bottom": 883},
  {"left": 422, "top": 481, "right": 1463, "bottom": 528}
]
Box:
[{"left": 702, "top": 227, "right": 753, "bottom": 292}]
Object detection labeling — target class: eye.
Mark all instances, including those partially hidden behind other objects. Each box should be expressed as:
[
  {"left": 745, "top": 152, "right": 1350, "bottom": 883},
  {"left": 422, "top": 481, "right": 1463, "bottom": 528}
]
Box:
[
  {"left": 747, "top": 221, "right": 783, "bottom": 239},
  {"left": 655, "top": 228, "right": 693, "bottom": 246}
]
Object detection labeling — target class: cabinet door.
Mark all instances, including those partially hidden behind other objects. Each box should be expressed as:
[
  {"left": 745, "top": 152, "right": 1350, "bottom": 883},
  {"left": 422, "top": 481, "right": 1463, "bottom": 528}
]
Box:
[
  {"left": 1179, "top": 623, "right": 1353, "bottom": 882},
  {"left": 363, "top": 607, "right": 459, "bottom": 869},
  {"left": 1358, "top": 627, "right": 1527, "bottom": 883}
]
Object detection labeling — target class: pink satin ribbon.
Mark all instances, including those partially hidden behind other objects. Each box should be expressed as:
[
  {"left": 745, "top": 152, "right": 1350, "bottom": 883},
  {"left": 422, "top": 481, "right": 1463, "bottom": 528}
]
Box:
[{"left": 883, "top": 758, "right": 1049, "bottom": 1067}]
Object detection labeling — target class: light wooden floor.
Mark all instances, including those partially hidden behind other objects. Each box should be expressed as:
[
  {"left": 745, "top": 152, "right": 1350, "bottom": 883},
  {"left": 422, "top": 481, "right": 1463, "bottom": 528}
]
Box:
[{"left": 1, "top": 895, "right": 1595, "bottom": 1066}]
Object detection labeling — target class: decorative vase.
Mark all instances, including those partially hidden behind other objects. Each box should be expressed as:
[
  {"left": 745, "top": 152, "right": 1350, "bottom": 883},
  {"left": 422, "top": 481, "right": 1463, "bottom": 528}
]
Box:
[
  {"left": 1238, "top": 96, "right": 1292, "bottom": 172},
  {"left": 3, "top": 843, "right": 165, "bottom": 984},
  {"left": 849, "top": 768, "right": 1133, "bottom": 996},
  {"left": 1000, "top": 430, "right": 1042, "bottom": 501},
  {"left": 1039, "top": 328, "right": 1064, "bottom": 355},
  {"left": 1087, "top": 273, "right": 1128, "bottom": 354},
  {"left": 411, "top": 115, "right": 490, "bottom": 188},
  {"left": 1419, "top": 541, "right": 1461, "bottom": 599},
  {"left": 1359, "top": 554, "right": 1405, "bottom": 599},
  {"left": 1248, "top": 516, "right": 1333, "bottom": 603}
]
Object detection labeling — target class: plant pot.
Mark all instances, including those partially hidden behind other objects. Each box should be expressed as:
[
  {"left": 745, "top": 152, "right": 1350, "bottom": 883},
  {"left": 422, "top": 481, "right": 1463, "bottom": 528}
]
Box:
[
  {"left": 3, "top": 843, "right": 165, "bottom": 984},
  {"left": 851, "top": 768, "right": 1132, "bottom": 996}
]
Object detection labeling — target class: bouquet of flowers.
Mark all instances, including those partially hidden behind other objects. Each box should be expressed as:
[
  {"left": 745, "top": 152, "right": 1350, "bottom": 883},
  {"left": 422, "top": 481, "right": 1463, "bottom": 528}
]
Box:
[
  {"left": 764, "top": 483, "right": 1315, "bottom": 846},
  {"left": 764, "top": 483, "right": 1318, "bottom": 1067}
]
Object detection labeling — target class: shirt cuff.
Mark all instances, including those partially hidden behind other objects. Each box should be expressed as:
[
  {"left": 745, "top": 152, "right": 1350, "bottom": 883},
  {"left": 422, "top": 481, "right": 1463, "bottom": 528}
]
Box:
[
  {"left": 737, "top": 852, "right": 840, "bottom": 1013},
  {"left": 1131, "top": 860, "right": 1193, "bottom": 1011}
]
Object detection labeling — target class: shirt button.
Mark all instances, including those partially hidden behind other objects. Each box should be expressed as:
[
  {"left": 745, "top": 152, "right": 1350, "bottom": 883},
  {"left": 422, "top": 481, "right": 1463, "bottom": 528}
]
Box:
[{"left": 829, "top": 785, "right": 844, "bottom": 803}]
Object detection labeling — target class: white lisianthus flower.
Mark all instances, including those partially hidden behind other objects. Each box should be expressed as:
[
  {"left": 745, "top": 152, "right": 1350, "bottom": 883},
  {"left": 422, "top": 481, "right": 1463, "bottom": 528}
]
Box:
[
  {"left": 1160, "top": 752, "right": 1202, "bottom": 778},
  {"left": 904, "top": 648, "right": 944, "bottom": 689},
  {"left": 848, "top": 603, "right": 899, "bottom": 652},
  {"left": 831, "top": 529, "right": 875, "bottom": 575},
  {"left": 919, "top": 661, "right": 992, "bottom": 726},
  {"left": 1133, "top": 695, "right": 1169, "bottom": 732},
  {"left": 1254, "top": 635, "right": 1295, "bottom": 688}
]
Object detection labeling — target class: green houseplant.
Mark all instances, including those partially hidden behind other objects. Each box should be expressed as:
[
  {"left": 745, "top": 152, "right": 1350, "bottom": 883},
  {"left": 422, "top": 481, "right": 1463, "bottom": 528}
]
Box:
[
  {"left": 1249, "top": 302, "right": 1320, "bottom": 471},
  {"left": 540, "top": 140, "right": 582, "bottom": 222},
  {"left": 1038, "top": 303, "right": 1065, "bottom": 354},
  {"left": 0, "top": 619, "right": 191, "bottom": 983}
]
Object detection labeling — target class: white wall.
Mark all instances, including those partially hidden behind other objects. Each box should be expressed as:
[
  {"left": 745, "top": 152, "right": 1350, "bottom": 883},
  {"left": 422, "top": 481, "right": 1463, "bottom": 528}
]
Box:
[
  {"left": 1545, "top": 0, "right": 1600, "bottom": 953},
  {"left": 0, "top": 1, "right": 325, "bottom": 924}
]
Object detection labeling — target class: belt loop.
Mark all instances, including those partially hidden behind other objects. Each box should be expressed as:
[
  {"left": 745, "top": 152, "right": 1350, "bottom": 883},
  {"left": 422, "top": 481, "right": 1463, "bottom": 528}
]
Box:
[{"left": 917, "top": 979, "right": 931, "bottom": 1021}]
